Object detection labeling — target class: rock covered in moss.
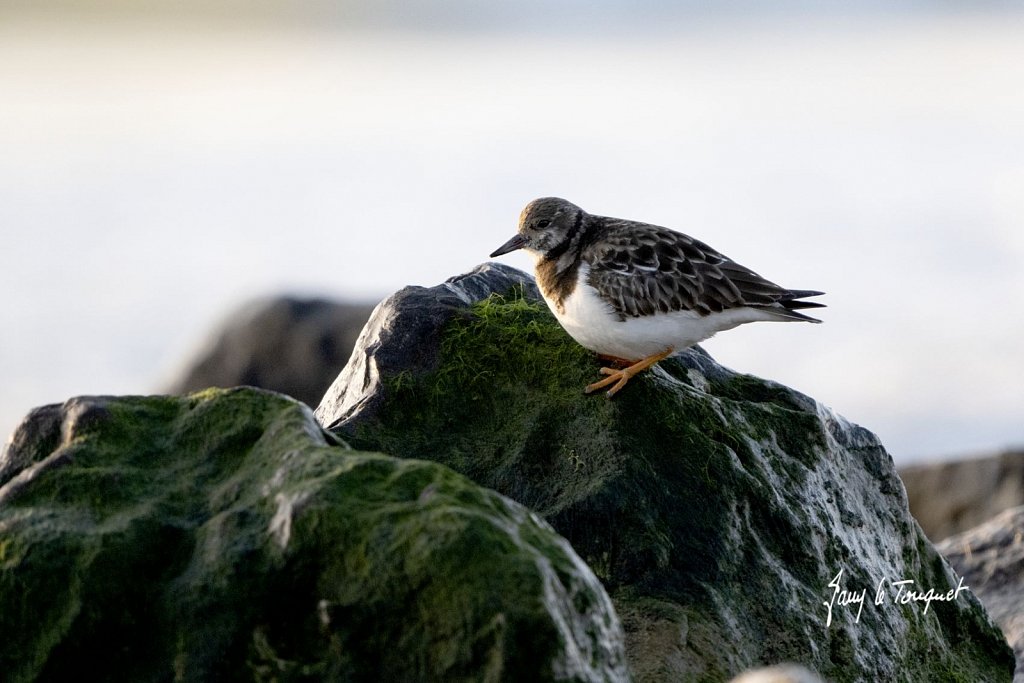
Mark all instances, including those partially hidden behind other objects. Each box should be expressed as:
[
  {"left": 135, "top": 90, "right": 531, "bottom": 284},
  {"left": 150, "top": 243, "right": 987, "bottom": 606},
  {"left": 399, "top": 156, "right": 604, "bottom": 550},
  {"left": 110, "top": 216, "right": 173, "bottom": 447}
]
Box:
[
  {"left": 0, "top": 388, "right": 627, "bottom": 682},
  {"left": 317, "top": 264, "right": 1014, "bottom": 682},
  {"left": 316, "top": 263, "right": 541, "bottom": 431}
]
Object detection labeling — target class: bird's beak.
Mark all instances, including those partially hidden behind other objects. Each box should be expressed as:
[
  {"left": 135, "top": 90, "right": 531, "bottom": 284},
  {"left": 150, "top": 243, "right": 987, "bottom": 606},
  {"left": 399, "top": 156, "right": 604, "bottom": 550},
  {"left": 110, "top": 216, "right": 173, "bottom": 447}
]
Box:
[{"left": 489, "top": 233, "right": 528, "bottom": 258}]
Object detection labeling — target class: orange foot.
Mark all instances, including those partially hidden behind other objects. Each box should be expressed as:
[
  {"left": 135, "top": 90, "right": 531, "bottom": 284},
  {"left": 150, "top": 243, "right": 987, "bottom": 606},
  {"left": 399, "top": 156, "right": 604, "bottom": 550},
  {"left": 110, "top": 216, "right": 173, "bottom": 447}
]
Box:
[{"left": 585, "top": 348, "right": 674, "bottom": 397}]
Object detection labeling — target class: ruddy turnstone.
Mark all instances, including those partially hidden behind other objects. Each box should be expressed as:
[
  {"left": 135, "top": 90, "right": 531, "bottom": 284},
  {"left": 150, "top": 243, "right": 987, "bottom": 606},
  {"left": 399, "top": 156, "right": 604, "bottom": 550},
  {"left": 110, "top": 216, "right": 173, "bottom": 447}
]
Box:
[{"left": 489, "top": 197, "right": 825, "bottom": 397}]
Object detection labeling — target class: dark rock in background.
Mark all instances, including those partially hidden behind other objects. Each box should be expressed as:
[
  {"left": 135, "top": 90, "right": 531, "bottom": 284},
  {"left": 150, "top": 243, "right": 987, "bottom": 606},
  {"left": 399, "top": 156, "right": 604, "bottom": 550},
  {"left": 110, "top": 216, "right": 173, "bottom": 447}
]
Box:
[
  {"left": 939, "top": 506, "right": 1024, "bottom": 683},
  {"left": 899, "top": 450, "right": 1024, "bottom": 542},
  {"left": 317, "top": 264, "right": 1014, "bottom": 682},
  {"left": 166, "top": 297, "right": 375, "bottom": 408},
  {"left": 0, "top": 389, "right": 627, "bottom": 682}
]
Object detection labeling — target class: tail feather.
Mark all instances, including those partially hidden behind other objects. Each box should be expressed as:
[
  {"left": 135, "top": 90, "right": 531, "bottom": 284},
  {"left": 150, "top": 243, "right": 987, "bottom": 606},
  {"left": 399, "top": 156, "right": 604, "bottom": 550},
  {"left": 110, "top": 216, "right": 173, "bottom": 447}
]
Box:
[
  {"left": 783, "top": 299, "right": 826, "bottom": 310},
  {"left": 773, "top": 289, "right": 826, "bottom": 323},
  {"left": 771, "top": 308, "right": 823, "bottom": 323},
  {"left": 781, "top": 289, "right": 825, "bottom": 300}
]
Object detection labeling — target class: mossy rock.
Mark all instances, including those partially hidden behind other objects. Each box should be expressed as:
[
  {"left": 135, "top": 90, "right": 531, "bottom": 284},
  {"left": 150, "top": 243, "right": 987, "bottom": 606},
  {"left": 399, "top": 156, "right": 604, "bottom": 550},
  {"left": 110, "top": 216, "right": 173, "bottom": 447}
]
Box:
[
  {"left": 317, "top": 263, "right": 1014, "bottom": 682},
  {"left": 0, "top": 388, "right": 628, "bottom": 682}
]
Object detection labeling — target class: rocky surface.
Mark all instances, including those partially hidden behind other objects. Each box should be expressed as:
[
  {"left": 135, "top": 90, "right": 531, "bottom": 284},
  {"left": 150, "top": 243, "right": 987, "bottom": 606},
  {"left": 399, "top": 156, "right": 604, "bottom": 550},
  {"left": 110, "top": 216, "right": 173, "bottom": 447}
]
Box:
[
  {"left": 166, "top": 296, "right": 375, "bottom": 408},
  {"left": 900, "top": 450, "right": 1024, "bottom": 542},
  {"left": 0, "top": 388, "right": 627, "bottom": 682},
  {"left": 939, "top": 506, "right": 1024, "bottom": 683},
  {"left": 317, "top": 263, "right": 1014, "bottom": 682},
  {"left": 316, "top": 263, "right": 541, "bottom": 433}
]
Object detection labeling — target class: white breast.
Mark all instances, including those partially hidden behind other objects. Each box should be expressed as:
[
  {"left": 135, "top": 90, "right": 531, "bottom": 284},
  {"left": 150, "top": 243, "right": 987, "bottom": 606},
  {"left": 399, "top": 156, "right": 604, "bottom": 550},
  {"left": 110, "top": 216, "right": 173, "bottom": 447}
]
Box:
[{"left": 543, "top": 264, "right": 782, "bottom": 361}]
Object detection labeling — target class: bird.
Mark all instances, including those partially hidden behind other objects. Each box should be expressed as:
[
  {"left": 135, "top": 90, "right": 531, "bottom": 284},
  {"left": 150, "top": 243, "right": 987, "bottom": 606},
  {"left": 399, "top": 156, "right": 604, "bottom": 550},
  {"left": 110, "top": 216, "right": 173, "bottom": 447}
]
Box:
[{"left": 489, "top": 197, "right": 824, "bottom": 397}]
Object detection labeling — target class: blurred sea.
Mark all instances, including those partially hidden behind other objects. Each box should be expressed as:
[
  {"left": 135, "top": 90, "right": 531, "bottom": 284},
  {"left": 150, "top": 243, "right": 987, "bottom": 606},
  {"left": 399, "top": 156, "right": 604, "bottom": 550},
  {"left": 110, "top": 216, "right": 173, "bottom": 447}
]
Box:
[{"left": 1, "top": 4, "right": 1022, "bottom": 462}]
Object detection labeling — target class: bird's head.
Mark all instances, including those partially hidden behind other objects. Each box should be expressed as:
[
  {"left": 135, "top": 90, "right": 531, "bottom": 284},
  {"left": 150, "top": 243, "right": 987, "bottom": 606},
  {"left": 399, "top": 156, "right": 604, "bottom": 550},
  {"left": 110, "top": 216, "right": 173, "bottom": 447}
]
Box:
[{"left": 490, "top": 197, "right": 586, "bottom": 261}]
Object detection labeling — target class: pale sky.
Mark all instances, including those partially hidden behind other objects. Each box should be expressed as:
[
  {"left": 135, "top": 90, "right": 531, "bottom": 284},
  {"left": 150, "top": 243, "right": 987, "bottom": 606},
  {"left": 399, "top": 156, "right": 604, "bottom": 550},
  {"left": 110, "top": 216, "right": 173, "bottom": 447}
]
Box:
[{"left": 1, "top": 8, "right": 1022, "bottom": 462}]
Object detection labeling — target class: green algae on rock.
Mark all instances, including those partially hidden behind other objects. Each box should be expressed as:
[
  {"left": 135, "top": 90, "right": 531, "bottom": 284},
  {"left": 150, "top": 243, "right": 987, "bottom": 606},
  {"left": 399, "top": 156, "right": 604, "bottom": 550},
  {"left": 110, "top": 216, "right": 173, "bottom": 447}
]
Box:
[
  {"left": 0, "top": 388, "right": 628, "bottom": 682},
  {"left": 317, "top": 263, "right": 1015, "bottom": 682}
]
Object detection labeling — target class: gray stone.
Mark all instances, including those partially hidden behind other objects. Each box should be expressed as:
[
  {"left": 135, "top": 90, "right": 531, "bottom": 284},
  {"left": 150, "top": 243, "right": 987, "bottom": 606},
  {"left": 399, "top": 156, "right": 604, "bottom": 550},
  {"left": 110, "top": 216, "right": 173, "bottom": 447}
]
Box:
[
  {"left": 899, "top": 450, "right": 1024, "bottom": 542},
  {"left": 166, "top": 296, "right": 375, "bottom": 408},
  {"left": 317, "top": 263, "right": 1014, "bottom": 682},
  {"left": 938, "top": 506, "right": 1024, "bottom": 682},
  {"left": 0, "top": 388, "right": 627, "bottom": 682}
]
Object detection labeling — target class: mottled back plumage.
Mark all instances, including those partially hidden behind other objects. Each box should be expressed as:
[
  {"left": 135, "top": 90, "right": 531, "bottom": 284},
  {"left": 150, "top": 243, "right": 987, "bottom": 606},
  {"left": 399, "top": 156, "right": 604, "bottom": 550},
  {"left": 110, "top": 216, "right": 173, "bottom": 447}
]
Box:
[
  {"left": 496, "top": 197, "right": 824, "bottom": 322},
  {"left": 583, "top": 216, "right": 824, "bottom": 321}
]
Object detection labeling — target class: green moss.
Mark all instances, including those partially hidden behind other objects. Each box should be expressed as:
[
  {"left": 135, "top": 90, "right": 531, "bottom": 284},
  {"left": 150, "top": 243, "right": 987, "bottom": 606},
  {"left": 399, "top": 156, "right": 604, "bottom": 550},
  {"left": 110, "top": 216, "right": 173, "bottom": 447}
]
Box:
[
  {"left": 439, "top": 287, "right": 596, "bottom": 394},
  {"left": 0, "top": 388, "right": 627, "bottom": 682}
]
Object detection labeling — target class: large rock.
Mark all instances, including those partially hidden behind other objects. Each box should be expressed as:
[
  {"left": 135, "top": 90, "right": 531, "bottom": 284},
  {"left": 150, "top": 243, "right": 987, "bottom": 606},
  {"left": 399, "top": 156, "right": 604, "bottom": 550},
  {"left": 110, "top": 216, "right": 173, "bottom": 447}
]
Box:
[
  {"left": 0, "top": 388, "right": 627, "bottom": 682},
  {"left": 317, "top": 263, "right": 1014, "bottom": 682},
  {"left": 166, "top": 296, "right": 375, "bottom": 408},
  {"left": 900, "top": 450, "right": 1024, "bottom": 541},
  {"left": 938, "top": 506, "right": 1024, "bottom": 682}
]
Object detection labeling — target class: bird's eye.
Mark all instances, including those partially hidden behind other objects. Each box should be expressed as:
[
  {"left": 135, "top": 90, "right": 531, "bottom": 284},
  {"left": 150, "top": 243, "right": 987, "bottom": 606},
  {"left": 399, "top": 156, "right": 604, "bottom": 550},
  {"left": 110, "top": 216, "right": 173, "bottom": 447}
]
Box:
[{"left": 537, "top": 219, "right": 551, "bottom": 229}]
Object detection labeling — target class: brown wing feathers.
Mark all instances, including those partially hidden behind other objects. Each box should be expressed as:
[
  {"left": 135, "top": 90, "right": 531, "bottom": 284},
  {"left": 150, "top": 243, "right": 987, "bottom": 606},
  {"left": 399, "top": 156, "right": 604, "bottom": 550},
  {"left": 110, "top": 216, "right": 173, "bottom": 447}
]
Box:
[{"left": 585, "top": 218, "right": 824, "bottom": 321}]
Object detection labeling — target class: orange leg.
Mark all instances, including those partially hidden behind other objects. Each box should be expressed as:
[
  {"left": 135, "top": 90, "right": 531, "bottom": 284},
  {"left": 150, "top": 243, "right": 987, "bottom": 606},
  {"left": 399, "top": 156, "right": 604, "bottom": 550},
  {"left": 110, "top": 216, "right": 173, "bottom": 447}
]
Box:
[{"left": 585, "top": 348, "right": 674, "bottom": 397}]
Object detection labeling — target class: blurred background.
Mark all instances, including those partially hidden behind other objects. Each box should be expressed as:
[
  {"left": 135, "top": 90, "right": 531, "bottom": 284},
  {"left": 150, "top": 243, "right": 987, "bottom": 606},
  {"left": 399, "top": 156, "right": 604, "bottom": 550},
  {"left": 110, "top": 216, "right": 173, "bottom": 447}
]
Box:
[{"left": 1, "top": 0, "right": 1022, "bottom": 464}]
